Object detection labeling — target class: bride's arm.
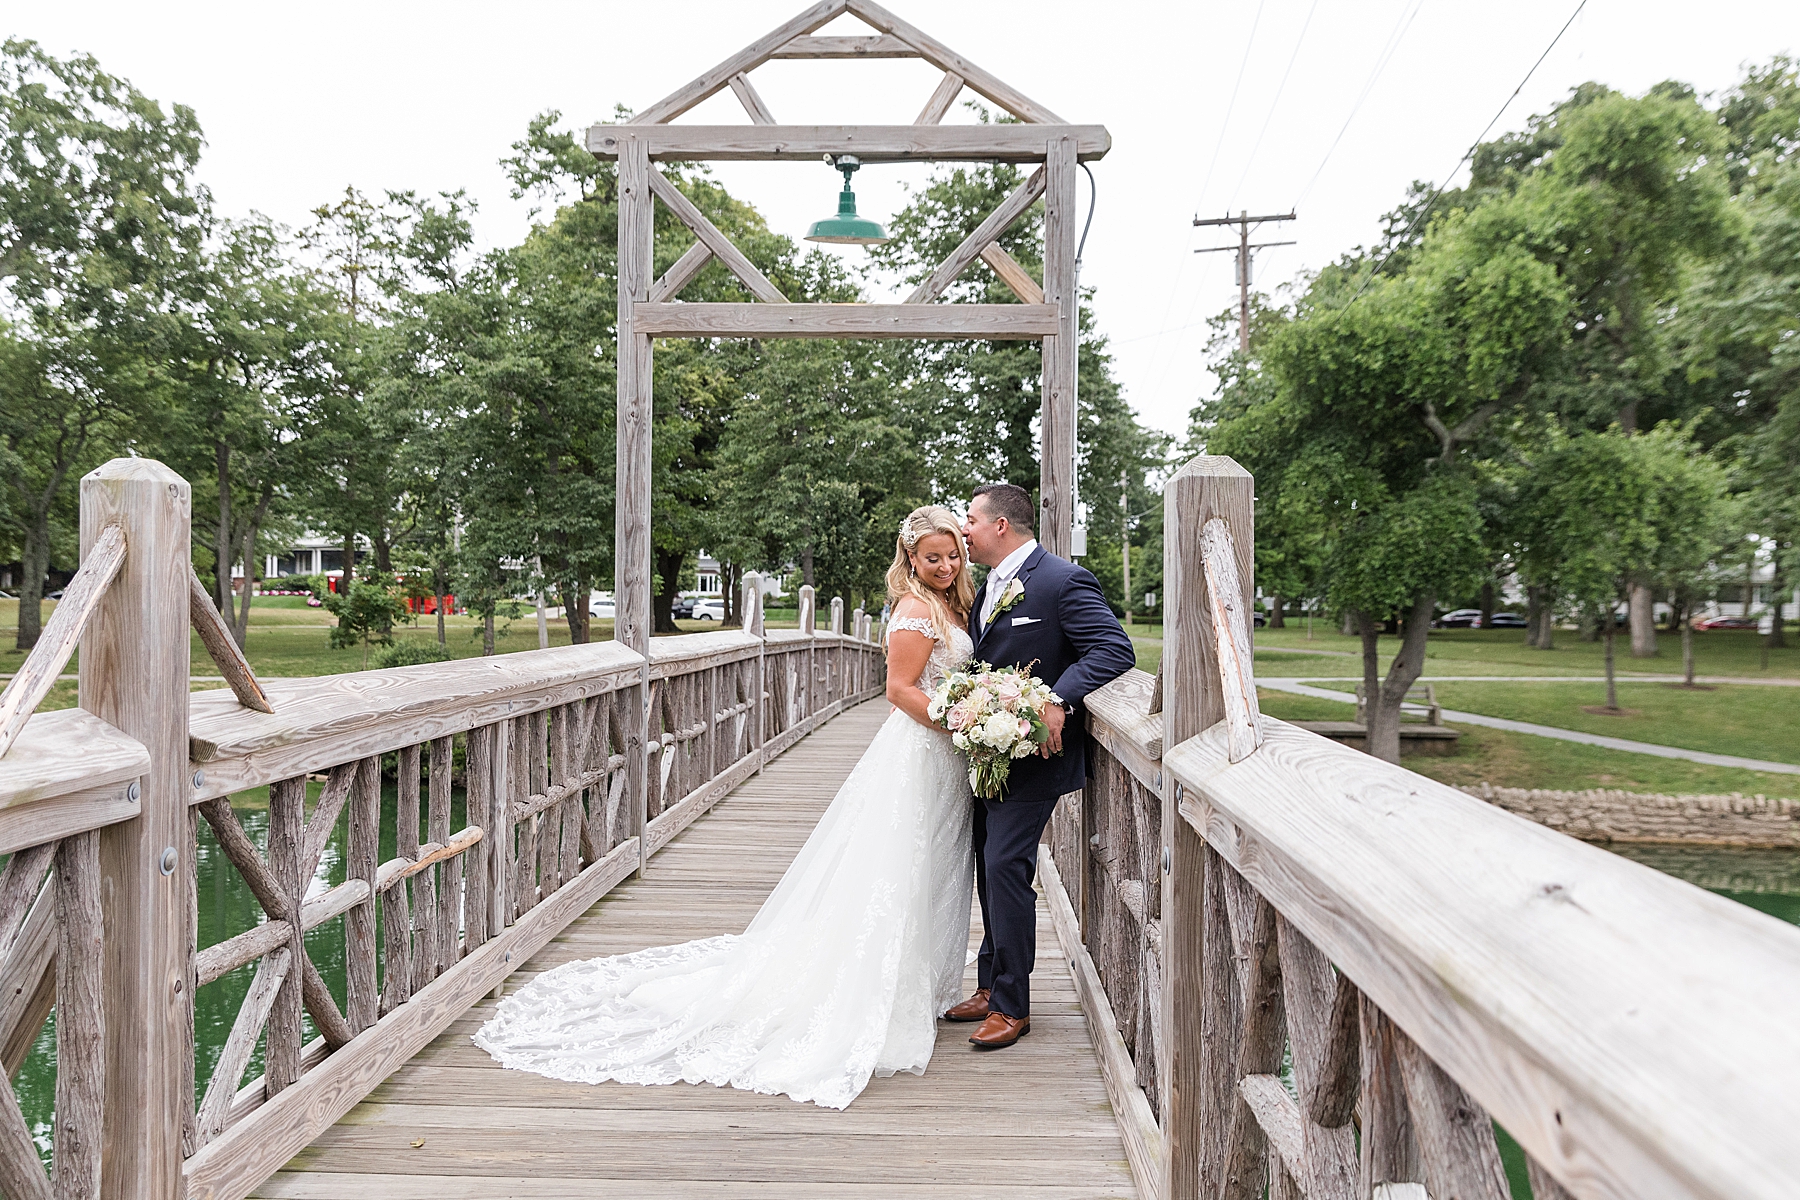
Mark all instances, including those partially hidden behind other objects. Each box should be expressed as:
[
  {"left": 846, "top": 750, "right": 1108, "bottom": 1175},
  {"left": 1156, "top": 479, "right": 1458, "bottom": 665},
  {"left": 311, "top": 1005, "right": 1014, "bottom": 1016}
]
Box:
[{"left": 884, "top": 624, "right": 944, "bottom": 732}]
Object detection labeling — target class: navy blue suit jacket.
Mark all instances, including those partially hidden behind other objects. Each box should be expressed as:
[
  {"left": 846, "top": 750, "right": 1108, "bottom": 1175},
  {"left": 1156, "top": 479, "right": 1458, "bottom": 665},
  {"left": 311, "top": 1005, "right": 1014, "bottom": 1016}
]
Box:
[{"left": 970, "top": 545, "right": 1137, "bottom": 803}]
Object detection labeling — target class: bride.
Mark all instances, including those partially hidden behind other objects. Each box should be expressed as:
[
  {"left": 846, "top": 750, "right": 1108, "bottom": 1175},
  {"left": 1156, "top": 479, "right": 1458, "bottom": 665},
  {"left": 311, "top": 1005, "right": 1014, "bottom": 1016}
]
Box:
[{"left": 474, "top": 505, "right": 978, "bottom": 1109}]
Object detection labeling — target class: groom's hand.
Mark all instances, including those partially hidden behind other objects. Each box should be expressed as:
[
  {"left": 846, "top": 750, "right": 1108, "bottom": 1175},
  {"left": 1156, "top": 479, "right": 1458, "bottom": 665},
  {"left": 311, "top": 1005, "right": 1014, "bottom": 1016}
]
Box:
[{"left": 1040, "top": 704, "right": 1065, "bottom": 757}]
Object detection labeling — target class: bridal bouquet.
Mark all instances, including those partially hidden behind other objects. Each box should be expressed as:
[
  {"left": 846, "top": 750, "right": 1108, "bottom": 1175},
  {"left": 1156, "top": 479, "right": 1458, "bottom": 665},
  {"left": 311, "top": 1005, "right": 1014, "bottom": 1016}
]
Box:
[{"left": 927, "top": 663, "right": 1062, "bottom": 799}]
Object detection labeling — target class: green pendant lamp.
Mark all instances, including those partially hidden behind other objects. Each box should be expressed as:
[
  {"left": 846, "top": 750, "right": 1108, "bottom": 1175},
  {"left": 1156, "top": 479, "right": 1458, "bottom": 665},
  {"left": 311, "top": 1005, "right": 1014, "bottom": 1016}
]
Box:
[{"left": 804, "top": 155, "right": 890, "bottom": 245}]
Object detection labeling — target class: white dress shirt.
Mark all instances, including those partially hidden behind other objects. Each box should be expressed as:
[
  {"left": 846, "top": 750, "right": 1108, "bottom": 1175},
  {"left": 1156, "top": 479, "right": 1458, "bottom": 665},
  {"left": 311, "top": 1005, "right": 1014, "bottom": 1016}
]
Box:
[{"left": 981, "top": 539, "right": 1039, "bottom": 627}]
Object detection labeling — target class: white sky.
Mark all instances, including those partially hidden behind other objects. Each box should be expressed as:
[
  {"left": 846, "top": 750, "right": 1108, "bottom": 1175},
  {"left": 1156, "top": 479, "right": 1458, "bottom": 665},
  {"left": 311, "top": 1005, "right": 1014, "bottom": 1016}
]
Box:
[{"left": 16, "top": 1, "right": 1797, "bottom": 439}]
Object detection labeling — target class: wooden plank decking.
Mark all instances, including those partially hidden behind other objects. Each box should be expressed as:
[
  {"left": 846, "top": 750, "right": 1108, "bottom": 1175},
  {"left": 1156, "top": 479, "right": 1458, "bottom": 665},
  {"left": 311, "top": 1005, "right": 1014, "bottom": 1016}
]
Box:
[{"left": 256, "top": 700, "right": 1139, "bottom": 1199}]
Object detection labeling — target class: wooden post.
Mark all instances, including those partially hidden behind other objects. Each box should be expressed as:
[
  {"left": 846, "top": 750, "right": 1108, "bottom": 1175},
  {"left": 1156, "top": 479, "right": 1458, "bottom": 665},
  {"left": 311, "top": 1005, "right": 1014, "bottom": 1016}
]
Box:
[
  {"left": 1160, "top": 455, "right": 1254, "bottom": 1200},
  {"left": 53, "top": 830, "right": 104, "bottom": 1199},
  {"left": 80, "top": 458, "right": 189, "bottom": 1200},
  {"left": 265, "top": 778, "right": 305, "bottom": 1095},
  {"left": 1040, "top": 134, "right": 1078, "bottom": 558},
  {"left": 615, "top": 128, "right": 654, "bottom": 879},
  {"left": 831, "top": 597, "right": 845, "bottom": 709},
  {"left": 345, "top": 756, "right": 379, "bottom": 1033},
  {"left": 746, "top": 574, "right": 766, "bottom": 774},
  {"left": 800, "top": 585, "right": 816, "bottom": 721}
]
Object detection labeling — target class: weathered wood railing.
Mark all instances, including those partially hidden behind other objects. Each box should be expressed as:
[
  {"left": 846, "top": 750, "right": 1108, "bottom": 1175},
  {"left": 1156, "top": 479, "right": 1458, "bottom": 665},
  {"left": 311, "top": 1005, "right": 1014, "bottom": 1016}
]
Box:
[
  {"left": 0, "top": 458, "right": 885, "bottom": 1200},
  {"left": 1045, "top": 455, "right": 1800, "bottom": 1200}
]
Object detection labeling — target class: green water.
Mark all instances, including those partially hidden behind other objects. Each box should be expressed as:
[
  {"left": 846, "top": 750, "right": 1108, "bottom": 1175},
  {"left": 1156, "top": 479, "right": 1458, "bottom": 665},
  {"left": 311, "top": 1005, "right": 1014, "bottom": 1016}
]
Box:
[{"left": 13, "top": 778, "right": 463, "bottom": 1159}]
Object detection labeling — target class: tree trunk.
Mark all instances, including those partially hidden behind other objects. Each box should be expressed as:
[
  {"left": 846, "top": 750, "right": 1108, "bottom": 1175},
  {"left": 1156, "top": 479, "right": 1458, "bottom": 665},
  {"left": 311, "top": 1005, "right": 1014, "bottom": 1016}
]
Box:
[
  {"left": 1629, "top": 581, "right": 1658, "bottom": 657},
  {"left": 434, "top": 563, "right": 448, "bottom": 646},
  {"left": 652, "top": 547, "right": 683, "bottom": 635},
  {"left": 801, "top": 541, "right": 815, "bottom": 589},
  {"left": 1682, "top": 613, "right": 1696, "bottom": 687},
  {"left": 1479, "top": 580, "right": 1495, "bottom": 631},
  {"left": 1340, "top": 610, "right": 1358, "bottom": 637},
  {"left": 482, "top": 611, "right": 495, "bottom": 656},
  {"left": 14, "top": 506, "right": 52, "bottom": 651},
  {"left": 1366, "top": 593, "right": 1435, "bottom": 765},
  {"left": 1603, "top": 613, "right": 1619, "bottom": 711},
  {"left": 1266, "top": 593, "right": 1284, "bottom": 629},
  {"left": 1771, "top": 565, "right": 1788, "bottom": 648},
  {"left": 1533, "top": 588, "right": 1557, "bottom": 649},
  {"left": 562, "top": 578, "right": 590, "bottom": 645},
  {"left": 215, "top": 441, "right": 237, "bottom": 625},
  {"left": 230, "top": 484, "right": 275, "bottom": 649},
  {"left": 723, "top": 563, "right": 743, "bottom": 629},
  {"left": 341, "top": 531, "right": 356, "bottom": 602}
]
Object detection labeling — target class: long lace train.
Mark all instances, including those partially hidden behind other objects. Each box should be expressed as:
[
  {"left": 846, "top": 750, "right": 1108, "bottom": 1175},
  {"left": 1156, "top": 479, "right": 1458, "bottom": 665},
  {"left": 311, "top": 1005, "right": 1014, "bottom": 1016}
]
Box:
[{"left": 472, "top": 695, "right": 975, "bottom": 1110}]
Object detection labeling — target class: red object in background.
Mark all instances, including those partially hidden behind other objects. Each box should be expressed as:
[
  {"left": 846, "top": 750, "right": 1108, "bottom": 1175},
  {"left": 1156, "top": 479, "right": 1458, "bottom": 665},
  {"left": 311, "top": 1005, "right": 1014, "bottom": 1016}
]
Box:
[{"left": 405, "top": 594, "right": 456, "bottom": 615}]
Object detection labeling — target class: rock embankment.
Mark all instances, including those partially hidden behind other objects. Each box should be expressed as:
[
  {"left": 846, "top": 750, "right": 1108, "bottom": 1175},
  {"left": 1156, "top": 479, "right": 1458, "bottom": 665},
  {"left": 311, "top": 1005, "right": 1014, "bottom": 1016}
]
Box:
[{"left": 1463, "top": 783, "right": 1800, "bottom": 849}]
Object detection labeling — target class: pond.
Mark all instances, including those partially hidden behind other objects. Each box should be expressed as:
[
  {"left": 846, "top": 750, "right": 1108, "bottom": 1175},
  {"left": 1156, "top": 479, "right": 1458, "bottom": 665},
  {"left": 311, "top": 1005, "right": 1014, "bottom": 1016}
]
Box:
[{"left": 14, "top": 778, "right": 463, "bottom": 1159}]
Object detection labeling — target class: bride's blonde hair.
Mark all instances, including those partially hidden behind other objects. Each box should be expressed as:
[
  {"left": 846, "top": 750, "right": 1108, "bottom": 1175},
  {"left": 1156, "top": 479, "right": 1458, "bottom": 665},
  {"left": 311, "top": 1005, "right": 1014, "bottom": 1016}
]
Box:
[{"left": 885, "top": 505, "right": 975, "bottom": 643}]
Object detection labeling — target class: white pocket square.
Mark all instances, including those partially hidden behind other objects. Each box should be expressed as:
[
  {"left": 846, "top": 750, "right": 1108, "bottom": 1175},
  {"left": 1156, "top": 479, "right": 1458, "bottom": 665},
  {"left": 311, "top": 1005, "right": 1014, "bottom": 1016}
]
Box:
[{"left": 1010, "top": 616, "right": 1041, "bottom": 626}]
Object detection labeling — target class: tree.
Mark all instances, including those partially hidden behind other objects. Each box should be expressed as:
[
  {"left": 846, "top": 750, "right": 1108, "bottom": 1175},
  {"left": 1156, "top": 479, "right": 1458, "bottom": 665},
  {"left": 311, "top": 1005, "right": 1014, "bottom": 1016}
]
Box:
[
  {"left": 1206, "top": 196, "right": 1567, "bottom": 762},
  {"left": 1520, "top": 425, "right": 1726, "bottom": 710},
  {"left": 0, "top": 40, "right": 203, "bottom": 648}
]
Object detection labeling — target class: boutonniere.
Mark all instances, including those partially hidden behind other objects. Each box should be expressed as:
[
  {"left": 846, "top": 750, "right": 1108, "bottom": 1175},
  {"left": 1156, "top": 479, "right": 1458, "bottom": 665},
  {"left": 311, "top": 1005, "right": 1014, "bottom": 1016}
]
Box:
[{"left": 992, "top": 578, "right": 1026, "bottom": 617}]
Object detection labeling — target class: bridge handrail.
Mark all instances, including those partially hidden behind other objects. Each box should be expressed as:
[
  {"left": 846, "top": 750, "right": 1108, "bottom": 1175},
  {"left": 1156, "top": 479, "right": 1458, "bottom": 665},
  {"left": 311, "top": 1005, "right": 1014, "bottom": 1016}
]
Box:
[
  {"left": 0, "top": 457, "right": 889, "bottom": 1200},
  {"left": 1047, "top": 454, "right": 1800, "bottom": 1200}
]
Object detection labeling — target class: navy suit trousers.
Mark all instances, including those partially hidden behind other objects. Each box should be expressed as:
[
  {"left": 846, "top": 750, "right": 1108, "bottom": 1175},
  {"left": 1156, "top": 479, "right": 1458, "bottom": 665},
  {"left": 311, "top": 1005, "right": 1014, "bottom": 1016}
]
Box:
[{"left": 973, "top": 793, "right": 1058, "bottom": 1019}]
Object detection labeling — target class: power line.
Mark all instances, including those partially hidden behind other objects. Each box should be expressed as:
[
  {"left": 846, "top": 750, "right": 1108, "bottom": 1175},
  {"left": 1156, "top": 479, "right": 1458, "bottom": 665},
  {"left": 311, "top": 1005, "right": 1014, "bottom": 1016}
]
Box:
[
  {"left": 1193, "top": 0, "right": 1270, "bottom": 216},
  {"left": 1339, "top": 0, "right": 1589, "bottom": 308},
  {"left": 1292, "top": 0, "right": 1427, "bottom": 210},
  {"left": 1228, "top": 0, "right": 1321, "bottom": 203}
]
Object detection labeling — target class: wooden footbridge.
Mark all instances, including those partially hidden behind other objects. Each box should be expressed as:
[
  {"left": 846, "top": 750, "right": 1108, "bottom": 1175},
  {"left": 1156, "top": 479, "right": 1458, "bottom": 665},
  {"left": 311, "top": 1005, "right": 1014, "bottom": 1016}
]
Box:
[{"left": 3, "top": 6, "right": 1800, "bottom": 1199}]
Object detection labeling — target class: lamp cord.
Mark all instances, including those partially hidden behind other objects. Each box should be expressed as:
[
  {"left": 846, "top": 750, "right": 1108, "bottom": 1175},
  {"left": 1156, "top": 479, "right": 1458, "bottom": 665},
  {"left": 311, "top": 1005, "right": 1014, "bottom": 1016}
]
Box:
[{"left": 1075, "top": 163, "right": 1097, "bottom": 281}]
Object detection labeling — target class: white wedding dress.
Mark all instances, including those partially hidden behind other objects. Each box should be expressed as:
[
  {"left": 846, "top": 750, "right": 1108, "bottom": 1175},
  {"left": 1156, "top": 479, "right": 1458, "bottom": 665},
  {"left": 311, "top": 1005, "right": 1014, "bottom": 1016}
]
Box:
[{"left": 473, "top": 617, "right": 976, "bottom": 1109}]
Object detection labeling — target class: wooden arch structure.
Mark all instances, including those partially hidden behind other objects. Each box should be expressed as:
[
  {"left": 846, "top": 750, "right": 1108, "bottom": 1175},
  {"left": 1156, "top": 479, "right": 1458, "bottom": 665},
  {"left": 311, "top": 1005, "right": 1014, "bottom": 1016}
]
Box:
[{"left": 594, "top": 0, "right": 1111, "bottom": 665}]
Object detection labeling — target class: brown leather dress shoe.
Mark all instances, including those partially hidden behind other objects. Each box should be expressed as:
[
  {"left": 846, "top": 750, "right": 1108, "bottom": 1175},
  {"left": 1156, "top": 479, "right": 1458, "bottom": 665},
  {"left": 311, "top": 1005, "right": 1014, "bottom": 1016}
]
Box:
[
  {"left": 943, "top": 988, "right": 991, "bottom": 1022},
  {"left": 969, "top": 1011, "right": 1030, "bottom": 1049}
]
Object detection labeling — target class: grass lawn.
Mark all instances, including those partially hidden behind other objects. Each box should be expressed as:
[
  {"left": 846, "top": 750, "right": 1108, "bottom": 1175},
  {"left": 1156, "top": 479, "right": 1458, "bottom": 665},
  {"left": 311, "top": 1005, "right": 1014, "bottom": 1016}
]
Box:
[
  {"left": 1304, "top": 678, "right": 1800, "bottom": 767},
  {"left": 1249, "top": 625, "right": 1800, "bottom": 679},
  {"left": 1257, "top": 688, "right": 1799, "bottom": 798}
]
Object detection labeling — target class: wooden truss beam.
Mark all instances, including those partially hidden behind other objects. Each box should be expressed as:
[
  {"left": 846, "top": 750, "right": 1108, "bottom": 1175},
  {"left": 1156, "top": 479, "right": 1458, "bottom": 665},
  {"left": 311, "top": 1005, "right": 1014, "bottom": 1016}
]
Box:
[
  {"left": 981, "top": 244, "right": 1043, "bottom": 304},
  {"left": 728, "top": 73, "right": 777, "bottom": 125},
  {"left": 633, "top": 0, "right": 849, "bottom": 125},
  {"left": 645, "top": 168, "right": 789, "bottom": 304},
  {"left": 845, "top": 0, "right": 1066, "bottom": 124},
  {"left": 907, "top": 165, "right": 1045, "bottom": 304},
  {"left": 770, "top": 34, "right": 916, "bottom": 58},
  {"left": 915, "top": 70, "right": 964, "bottom": 125},
  {"left": 588, "top": 123, "right": 1109, "bottom": 163},
  {"left": 648, "top": 242, "right": 715, "bottom": 303},
  {"left": 633, "top": 302, "right": 1058, "bottom": 340}
]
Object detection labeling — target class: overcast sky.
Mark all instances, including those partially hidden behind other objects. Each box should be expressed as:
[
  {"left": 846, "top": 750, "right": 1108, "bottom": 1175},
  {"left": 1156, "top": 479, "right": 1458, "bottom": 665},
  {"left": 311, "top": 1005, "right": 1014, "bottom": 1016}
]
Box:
[{"left": 17, "top": 1, "right": 1796, "bottom": 439}]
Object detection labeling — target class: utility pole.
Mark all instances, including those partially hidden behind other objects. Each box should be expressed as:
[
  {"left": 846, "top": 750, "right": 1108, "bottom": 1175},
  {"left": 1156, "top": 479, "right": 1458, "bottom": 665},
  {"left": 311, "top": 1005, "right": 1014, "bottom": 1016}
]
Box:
[
  {"left": 1195, "top": 209, "right": 1296, "bottom": 352},
  {"left": 1119, "top": 470, "right": 1131, "bottom": 629}
]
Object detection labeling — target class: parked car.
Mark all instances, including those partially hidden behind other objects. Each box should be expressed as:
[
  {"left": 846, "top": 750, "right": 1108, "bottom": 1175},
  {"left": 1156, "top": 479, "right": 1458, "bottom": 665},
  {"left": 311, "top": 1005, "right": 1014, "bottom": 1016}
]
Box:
[
  {"left": 1252, "top": 611, "right": 1266, "bottom": 628},
  {"left": 690, "top": 598, "right": 726, "bottom": 621},
  {"left": 1434, "top": 608, "right": 1483, "bottom": 628},
  {"left": 1692, "top": 614, "right": 1759, "bottom": 631},
  {"left": 1485, "top": 612, "right": 1527, "bottom": 628},
  {"left": 589, "top": 591, "right": 616, "bottom": 620},
  {"left": 671, "top": 595, "right": 697, "bottom": 619}
]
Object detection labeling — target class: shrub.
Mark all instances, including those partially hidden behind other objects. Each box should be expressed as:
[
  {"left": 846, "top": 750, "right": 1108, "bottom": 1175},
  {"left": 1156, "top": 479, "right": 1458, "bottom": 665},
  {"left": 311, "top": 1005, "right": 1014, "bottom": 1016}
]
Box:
[{"left": 372, "top": 640, "right": 454, "bottom": 670}]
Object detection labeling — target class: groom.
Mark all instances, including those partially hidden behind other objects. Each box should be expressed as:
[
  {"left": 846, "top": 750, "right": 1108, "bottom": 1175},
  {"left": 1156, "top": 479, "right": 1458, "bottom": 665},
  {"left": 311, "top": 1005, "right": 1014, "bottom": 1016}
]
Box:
[{"left": 948, "top": 483, "right": 1136, "bottom": 1049}]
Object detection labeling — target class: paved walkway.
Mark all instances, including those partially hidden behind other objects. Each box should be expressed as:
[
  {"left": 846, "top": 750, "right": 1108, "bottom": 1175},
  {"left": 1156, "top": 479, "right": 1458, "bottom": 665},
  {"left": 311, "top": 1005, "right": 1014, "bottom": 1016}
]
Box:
[
  {"left": 1258, "top": 678, "right": 1800, "bottom": 776},
  {"left": 257, "top": 701, "right": 1138, "bottom": 1199}
]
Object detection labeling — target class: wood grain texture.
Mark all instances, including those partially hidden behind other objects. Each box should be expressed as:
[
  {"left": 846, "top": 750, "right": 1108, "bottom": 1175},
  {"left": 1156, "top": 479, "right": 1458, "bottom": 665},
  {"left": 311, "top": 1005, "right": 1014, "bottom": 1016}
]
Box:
[
  {"left": 0, "top": 843, "right": 54, "bottom": 958},
  {"left": 844, "top": 0, "right": 1067, "bottom": 123},
  {"left": 727, "top": 73, "right": 776, "bottom": 124},
  {"left": 905, "top": 166, "right": 1045, "bottom": 305},
  {"left": 1198, "top": 518, "right": 1262, "bottom": 763},
  {"left": 0, "top": 522, "right": 126, "bottom": 761},
  {"left": 646, "top": 167, "right": 788, "bottom": 304},
  {"left": 187, "top": 566, "right": 273, "bottom": 714},
  {"left": 0, "top": 711, "right": 143, "bottom": 820},
  {"left": 635, "top": 301, "right": 1058, "bottom": 340},
  {"left": 197, "top": 949, "right": 291, "bottom": 1146},
  {"left": 980, "top": 243, "right": 1044, "bottom": 304},
  {"left": 1360, "top": 1001, "right": 1423, "bottom": 1196},
  {"left": 188, "top": 642, "right": 642, "bottom": 801},
  {"left": 1160, "top": 455, "right": 1254, "bottom": 1200},
  {"left": 1040, "top": 137, "right": 1077, "bottom": 559},
  {"left": 0, "top": 887, "right": 53, "bottom": 1076},
  {"left": 1084, "top": 669, "right": 1162, "bottom": 791},
  {"left": 0, "top": 1048, "right": 50, "bottom": 1198},
  {"left": 430, "top": 737, "right": 457, "bottom": 974},
  {"left": 1167, "top": 714, "right": 1800, "bottom": 1200},
  {"left": 647, "top": 241, "right": 713, "bottom": 304},
  {"left": 1274, "top": 913, "right": 1358, "bottom": 1197},
  {"left": 345, "top": 758, "right": 380, "bottom": 1033},
  {"left": 196, "top": 880, "right": 370, "bottom": 988},
  {"left": 1218, "top": 885, "right": 1280, "bottom": 1200},
  {"left": 182, "top": 837, "right": 643, "bottom": 1200},
  {"left": 265, "top": 778, "right": 304, "bottom": 1096},
  {"left": 769, "top": 33, "right": 915, "bottom": 58},
  {"left": 1393, "top": 1023, "right": 1510, "bottom": 1200},
  {"left": 80, "top": 457, "right": 190, "bottom": 1200},
  {"left": 586, "top": 124, "right": 1111, "bottom": 162},
  {"left": 52, "top": 830, "right": 103, "bottom": 1200},
  {"left": 915, "top": 70, "right": 964, "bottom": 124},
  {"left": 629, "top": 0, "right": 848, "bottom": 124},
  {"left": 1039, "top": 849, "right": 1163, "bottom": 1200}
]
